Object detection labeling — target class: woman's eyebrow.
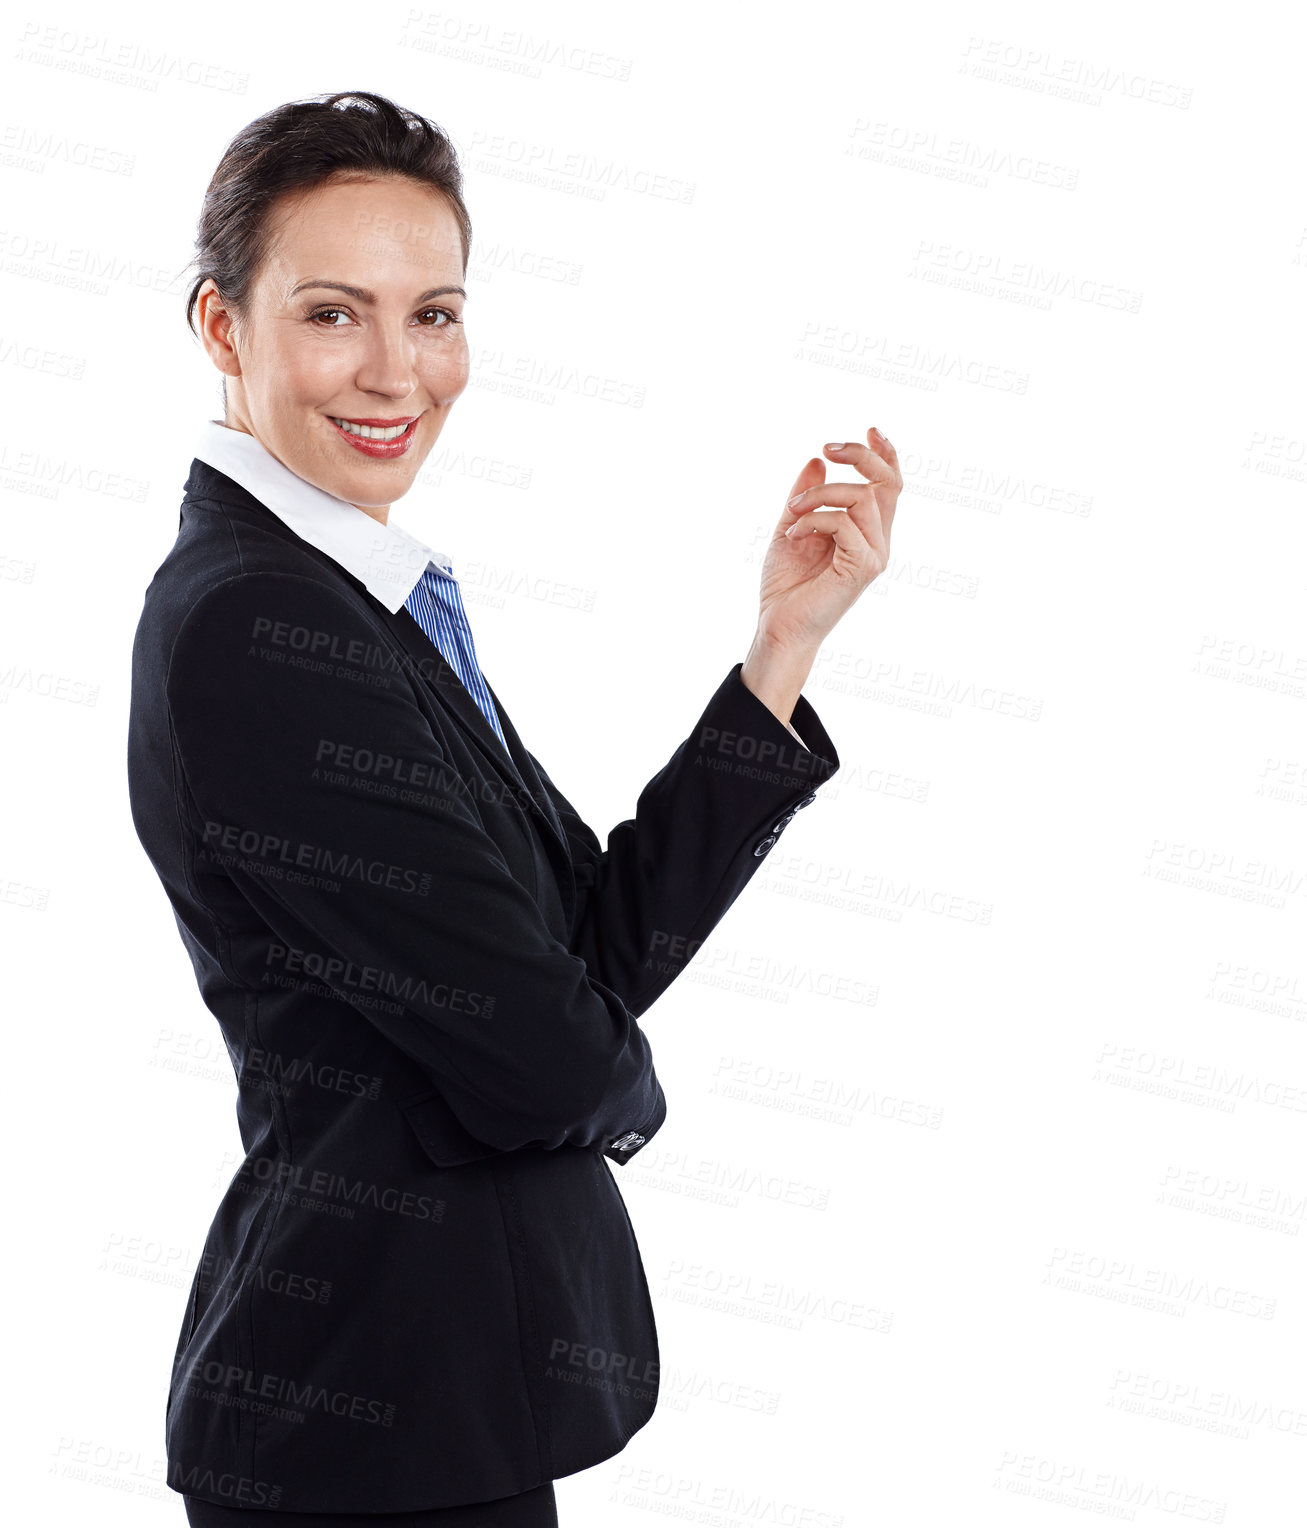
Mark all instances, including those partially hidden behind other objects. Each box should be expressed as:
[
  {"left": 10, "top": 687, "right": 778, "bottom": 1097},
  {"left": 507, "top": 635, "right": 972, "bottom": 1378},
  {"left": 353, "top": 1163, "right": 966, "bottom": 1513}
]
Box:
[{"left": 289, "top": 279, "right": 467, "bottom": 302}]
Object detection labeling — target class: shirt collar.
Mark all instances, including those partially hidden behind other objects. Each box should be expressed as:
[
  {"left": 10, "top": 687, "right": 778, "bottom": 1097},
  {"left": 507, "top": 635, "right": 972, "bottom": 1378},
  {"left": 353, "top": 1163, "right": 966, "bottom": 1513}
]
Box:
[{"left": 191, "top": 418, "right": 451, "bottom": 613}]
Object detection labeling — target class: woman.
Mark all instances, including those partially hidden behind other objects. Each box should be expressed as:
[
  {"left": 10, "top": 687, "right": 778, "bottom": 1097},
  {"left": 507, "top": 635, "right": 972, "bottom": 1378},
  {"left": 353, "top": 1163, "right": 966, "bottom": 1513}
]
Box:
[{"left": 127, "top": 90, "right": 900, "bottom": 1527}]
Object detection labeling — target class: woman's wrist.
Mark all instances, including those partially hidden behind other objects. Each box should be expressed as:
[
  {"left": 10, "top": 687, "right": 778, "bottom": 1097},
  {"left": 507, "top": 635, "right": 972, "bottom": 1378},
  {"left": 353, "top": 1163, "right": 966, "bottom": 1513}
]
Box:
[{"left": 739, "top": 632, "right": 820, "bottom": 731}]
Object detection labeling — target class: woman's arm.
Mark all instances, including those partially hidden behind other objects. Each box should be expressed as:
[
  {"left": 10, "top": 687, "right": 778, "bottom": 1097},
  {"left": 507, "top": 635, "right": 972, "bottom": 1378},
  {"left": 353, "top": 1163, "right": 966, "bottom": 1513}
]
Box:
[{"left": 524, "top": 661, "right": 838, "bottom": 1017}]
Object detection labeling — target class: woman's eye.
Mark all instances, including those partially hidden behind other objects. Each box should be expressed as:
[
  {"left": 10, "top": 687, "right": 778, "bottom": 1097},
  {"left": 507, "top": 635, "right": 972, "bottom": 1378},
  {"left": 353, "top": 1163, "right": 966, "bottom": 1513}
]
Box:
[
  {"left": 309, "top": 307, "right": 350, "bottom": 327},
  {"left": 418, "top": 307, "right": 462, "bottom": 328}
]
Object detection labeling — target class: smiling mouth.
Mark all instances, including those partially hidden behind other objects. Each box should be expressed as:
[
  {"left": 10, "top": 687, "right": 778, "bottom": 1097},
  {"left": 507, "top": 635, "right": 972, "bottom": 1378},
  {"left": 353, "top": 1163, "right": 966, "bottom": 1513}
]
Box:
[{"left": 328, "top": 416, "right": 418, "bottom": 441}]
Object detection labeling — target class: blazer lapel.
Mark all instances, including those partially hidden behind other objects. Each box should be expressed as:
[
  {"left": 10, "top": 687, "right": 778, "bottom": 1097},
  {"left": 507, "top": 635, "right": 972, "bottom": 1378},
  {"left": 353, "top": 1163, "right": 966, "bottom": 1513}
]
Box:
[
  {"left": 371, "top": 603, "right": 570, "bottom": 862},
  {"left": 481, "top": 674, "right": 568, "bottom": 849}
]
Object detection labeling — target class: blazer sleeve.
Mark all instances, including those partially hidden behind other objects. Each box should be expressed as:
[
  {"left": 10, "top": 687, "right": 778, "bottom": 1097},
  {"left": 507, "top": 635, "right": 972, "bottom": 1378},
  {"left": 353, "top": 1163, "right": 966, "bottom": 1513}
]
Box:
[
  {"left": 164, "top": 571, "right": 666, "bottom": 1162},
  {"left": 526, "top": 662, "right": 840, "bottom": 1019}
]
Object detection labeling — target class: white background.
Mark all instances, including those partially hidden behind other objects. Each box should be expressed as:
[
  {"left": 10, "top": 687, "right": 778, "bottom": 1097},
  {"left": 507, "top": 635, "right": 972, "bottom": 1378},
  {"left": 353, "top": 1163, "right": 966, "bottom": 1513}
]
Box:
[{"left": 2, "top": 1, "right": 1304, "bottom": 1524}]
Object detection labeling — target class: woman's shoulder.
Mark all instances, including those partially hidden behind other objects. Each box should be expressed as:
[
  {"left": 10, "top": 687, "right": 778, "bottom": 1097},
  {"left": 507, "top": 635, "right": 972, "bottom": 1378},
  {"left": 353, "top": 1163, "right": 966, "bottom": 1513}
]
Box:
[{"left": 135, "top": 497, "right": 385, "bottom": 688}]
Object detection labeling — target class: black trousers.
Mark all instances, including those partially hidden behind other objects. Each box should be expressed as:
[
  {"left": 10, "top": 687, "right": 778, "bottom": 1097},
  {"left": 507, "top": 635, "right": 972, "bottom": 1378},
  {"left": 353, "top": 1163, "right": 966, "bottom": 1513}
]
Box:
[{"left": 182, "top": 1481, "right": 558, "bottom": 1527}]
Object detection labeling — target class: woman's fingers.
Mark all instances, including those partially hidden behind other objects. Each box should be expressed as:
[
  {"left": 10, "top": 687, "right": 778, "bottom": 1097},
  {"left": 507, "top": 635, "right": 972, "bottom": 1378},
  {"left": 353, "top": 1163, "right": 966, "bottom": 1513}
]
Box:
[
  {"left": 823, "top": 433, "right": 896, "bottom": 483},
  {"left": 867, "top": 426, "right": 899, "bottom": 468},
  {"left": 787, "top": 480, "right": 883, "bottom": 544},
  {"left": 788, "top": 481, "right": 866, "bottom": 511},
  {"left": 781, "top": 427, "right": 901, "bottom": 541},
  {"left": 785, "top": 456, "right": 824, "bottom": 500},
  {"left": 785, "top": 507, "right": 882, "bottom": 566},
  {"left": 818, "top": 427, "right": 901, "bottom": 535}
]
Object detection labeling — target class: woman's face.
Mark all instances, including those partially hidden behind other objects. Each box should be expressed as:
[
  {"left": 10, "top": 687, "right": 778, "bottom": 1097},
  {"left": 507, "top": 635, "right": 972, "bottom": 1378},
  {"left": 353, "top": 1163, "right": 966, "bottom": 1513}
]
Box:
[{"left": 198, "top": 174, "right": 469, "bottom": 524}]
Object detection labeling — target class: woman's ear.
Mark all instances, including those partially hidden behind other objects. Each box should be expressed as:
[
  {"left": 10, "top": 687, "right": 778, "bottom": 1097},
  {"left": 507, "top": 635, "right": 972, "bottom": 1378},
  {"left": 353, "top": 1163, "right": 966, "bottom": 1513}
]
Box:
[{"left": 196, "top": 278, "right": 243, "bottom": 382}]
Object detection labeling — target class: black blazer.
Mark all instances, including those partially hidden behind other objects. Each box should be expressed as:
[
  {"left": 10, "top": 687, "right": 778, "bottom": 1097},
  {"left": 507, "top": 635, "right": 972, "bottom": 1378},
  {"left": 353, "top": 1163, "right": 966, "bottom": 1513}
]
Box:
[{"left": 127, "top": 457, "right": 840, "bottom": 1514}]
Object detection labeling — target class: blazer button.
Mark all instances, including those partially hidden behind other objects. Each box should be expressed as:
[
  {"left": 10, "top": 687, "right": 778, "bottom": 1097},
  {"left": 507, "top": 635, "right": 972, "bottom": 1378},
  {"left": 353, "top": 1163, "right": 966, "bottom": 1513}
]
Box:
[
  {"left": 609, "top": 1130, "right": 645, "bottom": 1152},
  {"left": 797, "top": 791, "right": 817, "bottom": 808},
  {"left": 772, "top": 810, "right": 796, "bottom": 833},
  {"left": 754, "top": 834, "right": 777, "bottom": 856}
]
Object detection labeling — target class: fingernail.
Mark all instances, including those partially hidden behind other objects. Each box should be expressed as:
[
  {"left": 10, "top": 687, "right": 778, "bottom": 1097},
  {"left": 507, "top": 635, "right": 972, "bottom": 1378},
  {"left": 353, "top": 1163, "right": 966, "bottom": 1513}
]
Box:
[
  {"left": 825, "top": 442, "right": 845, "bottom": 452},
  {"left": 787, "top": 491, "right": 805, "bottom": 506}
]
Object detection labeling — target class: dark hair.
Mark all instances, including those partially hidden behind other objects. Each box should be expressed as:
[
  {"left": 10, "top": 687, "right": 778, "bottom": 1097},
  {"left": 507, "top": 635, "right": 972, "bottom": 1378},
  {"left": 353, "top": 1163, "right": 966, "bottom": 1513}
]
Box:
[{"left": 183, "top": 90, "right": 471, "bottom": 341}]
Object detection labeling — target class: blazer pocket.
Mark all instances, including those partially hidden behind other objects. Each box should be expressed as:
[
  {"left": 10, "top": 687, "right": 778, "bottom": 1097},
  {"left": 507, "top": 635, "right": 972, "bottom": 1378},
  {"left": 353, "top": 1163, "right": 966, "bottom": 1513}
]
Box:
[{"left": 396, "top": 1086, "right": 503, "bottom": 1170}]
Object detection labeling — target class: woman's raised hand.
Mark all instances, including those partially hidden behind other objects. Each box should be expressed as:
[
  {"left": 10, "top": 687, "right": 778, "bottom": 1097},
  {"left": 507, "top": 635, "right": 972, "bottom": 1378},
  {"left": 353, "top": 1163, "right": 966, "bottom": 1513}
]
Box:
[{"left": 755, "top": 426, "right": 902, "bottom": 657}]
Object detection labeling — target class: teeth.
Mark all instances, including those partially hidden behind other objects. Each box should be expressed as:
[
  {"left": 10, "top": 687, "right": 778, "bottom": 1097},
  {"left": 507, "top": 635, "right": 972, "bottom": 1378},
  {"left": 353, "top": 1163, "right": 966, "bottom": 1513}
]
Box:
[{"left": 330, "top": 417, "right": 412, "bottom": 441}]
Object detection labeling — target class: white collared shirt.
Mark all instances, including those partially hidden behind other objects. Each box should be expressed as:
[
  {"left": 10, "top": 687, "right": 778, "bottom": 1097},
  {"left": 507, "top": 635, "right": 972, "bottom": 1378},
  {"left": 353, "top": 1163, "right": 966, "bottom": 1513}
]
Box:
[{"left": 190, "top": 419, "right": 447, "bottom": 614}]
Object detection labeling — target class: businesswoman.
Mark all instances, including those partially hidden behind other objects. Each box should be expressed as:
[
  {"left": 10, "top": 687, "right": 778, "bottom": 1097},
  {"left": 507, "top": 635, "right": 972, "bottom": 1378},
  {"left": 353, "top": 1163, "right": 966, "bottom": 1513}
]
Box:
[{"left": 127, "top": 90, "right": 901, "bottom": 1527}]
